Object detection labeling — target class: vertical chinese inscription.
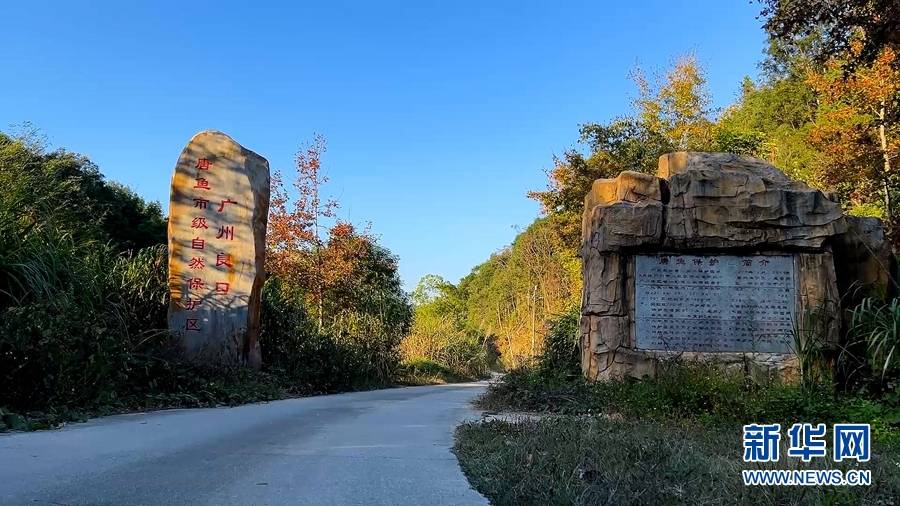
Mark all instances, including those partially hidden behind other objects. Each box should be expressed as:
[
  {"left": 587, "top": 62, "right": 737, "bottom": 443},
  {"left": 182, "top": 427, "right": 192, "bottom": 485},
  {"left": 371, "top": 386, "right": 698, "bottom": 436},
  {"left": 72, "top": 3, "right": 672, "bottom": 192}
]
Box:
[
  {"left": 168, "top": 130, "right": 269, "bottom": 367},
  {"left": 634, "top": 254, "right": 796, "bottom": 353}
]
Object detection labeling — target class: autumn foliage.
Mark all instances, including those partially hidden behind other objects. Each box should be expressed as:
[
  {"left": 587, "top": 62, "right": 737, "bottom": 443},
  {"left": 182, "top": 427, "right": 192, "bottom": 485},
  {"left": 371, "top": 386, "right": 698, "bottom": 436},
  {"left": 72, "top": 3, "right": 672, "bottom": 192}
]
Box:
[
  {"left": 264, "top": 135, "right": 411, "bottom": 385},
  {"left": 806, "top": 41, "right": 900, "bottom": 219}
]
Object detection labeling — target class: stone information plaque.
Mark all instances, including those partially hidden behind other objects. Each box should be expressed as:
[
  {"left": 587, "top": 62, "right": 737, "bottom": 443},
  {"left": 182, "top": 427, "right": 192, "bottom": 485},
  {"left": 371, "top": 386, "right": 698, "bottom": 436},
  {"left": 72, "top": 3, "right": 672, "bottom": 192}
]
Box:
[{"left": 634, "top": 254, "right": 796, "bottom": 353}]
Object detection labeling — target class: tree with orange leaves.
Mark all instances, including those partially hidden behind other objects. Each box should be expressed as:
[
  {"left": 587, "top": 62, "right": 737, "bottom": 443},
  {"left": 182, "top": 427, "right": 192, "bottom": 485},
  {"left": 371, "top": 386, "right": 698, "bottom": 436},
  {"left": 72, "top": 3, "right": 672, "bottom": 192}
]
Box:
[
  {"left": 267, "top": 135, "right": 347, "bottom": 329},
  {"left": 806, "top": 38, "right": 900, "bottom": 220},
  {"left": 266, "top": 135, "right": 410, "bottom": 338}
]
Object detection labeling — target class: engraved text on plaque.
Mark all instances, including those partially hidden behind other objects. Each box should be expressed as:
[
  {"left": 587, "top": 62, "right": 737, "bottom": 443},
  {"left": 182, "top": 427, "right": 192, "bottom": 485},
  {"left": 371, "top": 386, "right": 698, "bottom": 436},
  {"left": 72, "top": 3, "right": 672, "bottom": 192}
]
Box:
[{"left": 634, "top": 254, "right": 796, "bottom": 353}]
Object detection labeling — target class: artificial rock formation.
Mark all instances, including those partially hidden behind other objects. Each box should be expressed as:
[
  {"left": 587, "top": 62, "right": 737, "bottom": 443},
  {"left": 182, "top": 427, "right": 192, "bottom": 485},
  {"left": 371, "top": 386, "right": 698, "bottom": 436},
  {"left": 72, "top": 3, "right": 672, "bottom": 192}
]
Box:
[
  {"left": 580, "top": 152, "right": 889, "bottom": 381},
  {"left": 832, "top": 216, "right": 896, "bottom": 305},
  {"left": 661, "top": 152, "right": 847, "bottom": 250},
  {"left": 168, "top": 130, "right": 270, "bottom": 368}
]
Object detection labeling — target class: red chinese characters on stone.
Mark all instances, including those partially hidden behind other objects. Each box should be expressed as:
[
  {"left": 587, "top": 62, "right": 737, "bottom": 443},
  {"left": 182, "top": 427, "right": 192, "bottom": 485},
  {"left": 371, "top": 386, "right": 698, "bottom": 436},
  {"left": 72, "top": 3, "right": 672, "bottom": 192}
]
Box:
[
  {"left": 188, "top": 257, "right": 205, "bottom": 270},
  {"left": 216, "top": 226, "right": 234, "bottom": 240},
  {"left": 191, "top": 237, "right": 205, "bottom": 250},
  {"left": 218, "top": 198, "right": 236, "bottom": 213},
  {"left": 194, "top": 198, "right": 209, "bottom": 209},
  {"left": 184, "top": 298, "right": 200, "bottom": 310},
  {"left": 215, "top": 282, "right": 230, "bottom": 294},
  {"left": 191, "top": 217, "right": 209, "bottom": 229},
  {"left": 186, "top": 318, "right": 201, "bottom": 331},
  {"left": 194, "top": 177, "right": 211, "bottom": 190},
  {"left": 216, "top": 252, "right": 233, "bottom": 268},
  {"left": 189, "top": 277, "right": 204, "bottom": 290},
  {"left": 195, "top": 158, "right": 212, "bottom": 170}
]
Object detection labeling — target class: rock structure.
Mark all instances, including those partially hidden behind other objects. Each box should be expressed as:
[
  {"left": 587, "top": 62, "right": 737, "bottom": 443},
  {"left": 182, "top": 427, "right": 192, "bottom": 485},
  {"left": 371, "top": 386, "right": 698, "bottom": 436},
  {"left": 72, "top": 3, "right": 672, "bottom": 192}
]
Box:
[
  {"left": 580, "top": 152, "right": 892, "bottom": 381},
  {"left": 168, "top": 130, "right": 270, "bottom": 368}
]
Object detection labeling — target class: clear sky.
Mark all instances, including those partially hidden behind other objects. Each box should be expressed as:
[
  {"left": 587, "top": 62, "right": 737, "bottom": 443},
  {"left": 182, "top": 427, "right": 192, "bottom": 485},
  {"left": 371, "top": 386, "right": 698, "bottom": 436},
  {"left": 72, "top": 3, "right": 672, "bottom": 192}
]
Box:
[{"left": 1, "top": 1, "right": 767, "bottom": 290}]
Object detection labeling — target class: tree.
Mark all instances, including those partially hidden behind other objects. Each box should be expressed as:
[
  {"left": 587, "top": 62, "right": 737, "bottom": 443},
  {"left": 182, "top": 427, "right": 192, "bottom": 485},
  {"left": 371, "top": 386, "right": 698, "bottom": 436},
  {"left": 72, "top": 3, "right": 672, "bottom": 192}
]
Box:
[
  {"left": 757, "top": 1, "right": 900, "bottom": 228},
  {"left": 632, "top": 54, "right": 714, "bottom": 151},
  {"left": 806, "top": 41, "right": 900, "bottom": 219},
  {"left": 402, "top": 275, "right": 489, "bottom": 377},
  {"left": 457, "top": 216, "right": 580, "bottom": 368},
  {"left": 265, "top": 134, "right": 412, "bottom": 362},
  {"left": 759, "top": 0, "right": 900, "bottom": 67},
  {"left": 529, "top": 55, "right": 715, "bottom": 226},
  {"left": 716, "top": 75, "right": 820, "bottom": 183},
  {"left": 0, "top": 131, "right": 166, "bottom": 251},
  {"left": 266, "top": 135, "right": 340, "bottom": 329}
]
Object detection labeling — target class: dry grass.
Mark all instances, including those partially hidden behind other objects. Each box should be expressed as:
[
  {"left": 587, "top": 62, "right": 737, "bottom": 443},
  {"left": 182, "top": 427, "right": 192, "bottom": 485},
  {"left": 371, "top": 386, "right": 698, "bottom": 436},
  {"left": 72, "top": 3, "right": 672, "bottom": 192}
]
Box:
[{"left": 455, "top": 417, "right": 900, "bottom": 505}]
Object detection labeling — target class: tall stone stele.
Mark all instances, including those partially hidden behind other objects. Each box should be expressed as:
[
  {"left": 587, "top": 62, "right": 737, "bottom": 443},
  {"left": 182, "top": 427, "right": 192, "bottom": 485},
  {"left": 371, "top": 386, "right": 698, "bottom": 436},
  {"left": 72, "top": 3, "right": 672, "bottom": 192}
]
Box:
[
  {"left": 580, "top": 152, "right": 894, "bottom": 381},
  {"left": 168, "top": 130, "right": 270, "bottom": 368}
]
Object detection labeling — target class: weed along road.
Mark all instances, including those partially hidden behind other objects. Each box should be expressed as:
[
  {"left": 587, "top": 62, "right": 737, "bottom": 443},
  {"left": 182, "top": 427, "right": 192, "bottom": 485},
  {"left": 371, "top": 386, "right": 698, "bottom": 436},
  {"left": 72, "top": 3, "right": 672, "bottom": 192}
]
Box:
[{"left": 0, "top": 383, "right": 489, "bottom": 506}]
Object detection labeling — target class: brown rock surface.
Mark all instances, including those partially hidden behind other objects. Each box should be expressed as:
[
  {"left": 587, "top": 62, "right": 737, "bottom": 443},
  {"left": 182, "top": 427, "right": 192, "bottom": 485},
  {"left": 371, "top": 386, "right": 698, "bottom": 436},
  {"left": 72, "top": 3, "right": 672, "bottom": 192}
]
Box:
[
  {"left": 658, "top": 152, "right": 791, "bottom": 182},
  {"left": 168, "top": 130, "right": 270, "bottom": 368},
  {"left": 585, "top": 201, "right": 664, "bottom": 252},
  {"left": 615, "top": 171, "right": 663, "bottom": 203},
  {"left": 580, "top": 172, "right": 663, "bottom": 245},
  {"left": 581, "top": 250, "right": 624, "bottom": 316},
  {"left": 796, "top": 252, "right": 841, "bottom": 346},
  {"left": 663, "top": 152, "right": 845, "bottom": 249},
  {"left": 580, "top": 315, "right": 630, "bottom": 380},
  {"left": 832, "top": 216, "right": 896, "bottom": 303}
]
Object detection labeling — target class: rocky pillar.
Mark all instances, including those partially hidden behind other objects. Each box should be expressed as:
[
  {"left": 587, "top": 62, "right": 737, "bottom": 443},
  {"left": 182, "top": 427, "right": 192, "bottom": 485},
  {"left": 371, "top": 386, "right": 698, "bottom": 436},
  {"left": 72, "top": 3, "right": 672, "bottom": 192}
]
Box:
[{"left": 167, "top": 130, "right": 269, "bottom": 368}]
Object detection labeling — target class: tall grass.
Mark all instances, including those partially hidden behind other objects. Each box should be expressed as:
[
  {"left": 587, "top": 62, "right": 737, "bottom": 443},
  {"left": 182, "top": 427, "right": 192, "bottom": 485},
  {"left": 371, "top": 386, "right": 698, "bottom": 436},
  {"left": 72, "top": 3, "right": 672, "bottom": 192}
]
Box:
[
  {"left": 0, "top": 224, "right": 172, "bottom": 411},
  {"left": 850, "top": 297, "right": 900, "bottom": 380}
]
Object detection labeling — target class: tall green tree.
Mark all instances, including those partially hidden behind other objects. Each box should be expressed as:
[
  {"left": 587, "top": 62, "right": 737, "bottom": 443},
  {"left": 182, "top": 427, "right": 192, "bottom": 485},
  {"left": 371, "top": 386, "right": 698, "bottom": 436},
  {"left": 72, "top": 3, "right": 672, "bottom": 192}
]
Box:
[{"left": 0, "top": 131, "right": 166, "bottom": 251}]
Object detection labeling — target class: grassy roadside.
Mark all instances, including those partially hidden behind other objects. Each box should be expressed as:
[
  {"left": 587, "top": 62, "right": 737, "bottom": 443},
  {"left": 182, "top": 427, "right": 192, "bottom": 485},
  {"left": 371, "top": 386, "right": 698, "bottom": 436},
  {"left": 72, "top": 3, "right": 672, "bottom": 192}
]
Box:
[
  {"left": 0, "top": 361, "right": 478, "bottom": 433},
  {"left": 395, "top": 358, "right": 481, "bottom": 386},
  {"left": 453, "top": 367, "right": 900, "bottom": 505}
]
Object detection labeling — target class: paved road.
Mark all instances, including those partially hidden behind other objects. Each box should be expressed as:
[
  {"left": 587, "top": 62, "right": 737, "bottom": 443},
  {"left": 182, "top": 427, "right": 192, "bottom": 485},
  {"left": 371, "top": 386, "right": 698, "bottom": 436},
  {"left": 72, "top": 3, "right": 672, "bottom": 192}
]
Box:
[{"left": 0, "top": 383, "right": 489, "bottom": 505}]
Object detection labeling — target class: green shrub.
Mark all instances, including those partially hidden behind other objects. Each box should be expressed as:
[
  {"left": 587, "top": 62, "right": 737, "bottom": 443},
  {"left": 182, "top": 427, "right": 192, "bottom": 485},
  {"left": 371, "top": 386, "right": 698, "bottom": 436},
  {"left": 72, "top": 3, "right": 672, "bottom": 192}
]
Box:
[
  {"left": 112, "top": 244, "right": 169, "bottom": 334},
  {"left": 260, "top": 276, "right": 410, "bottom": 392},
  {"left": 537, "top": 305, "right": 580, "bottom": 381},
  {"left": 478, "top": 363, "right": 900, "bottom": 443},
  {"left": 402, "top": 275, "right": 495, "bottom": 380},
  {"left": 260, "top": 277, "right": 344, "bottom": 393},
  {"left": 0, "top": 223, "right": 182, "bottom": 408}
]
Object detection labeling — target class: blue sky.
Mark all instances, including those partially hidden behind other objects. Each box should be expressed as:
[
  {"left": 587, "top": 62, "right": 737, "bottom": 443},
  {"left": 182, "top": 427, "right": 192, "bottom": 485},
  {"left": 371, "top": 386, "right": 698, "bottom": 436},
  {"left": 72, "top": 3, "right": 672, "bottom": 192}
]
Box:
[{"left": 1, "top": 1, "right": 767, "bottom": 290}]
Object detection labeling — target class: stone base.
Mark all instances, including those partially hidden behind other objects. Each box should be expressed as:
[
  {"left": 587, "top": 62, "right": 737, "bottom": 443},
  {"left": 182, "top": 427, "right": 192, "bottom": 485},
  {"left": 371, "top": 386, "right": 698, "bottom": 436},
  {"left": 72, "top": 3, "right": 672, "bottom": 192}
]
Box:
[{"left": 583, "top": 347, "right": 800, "bottom": 383}]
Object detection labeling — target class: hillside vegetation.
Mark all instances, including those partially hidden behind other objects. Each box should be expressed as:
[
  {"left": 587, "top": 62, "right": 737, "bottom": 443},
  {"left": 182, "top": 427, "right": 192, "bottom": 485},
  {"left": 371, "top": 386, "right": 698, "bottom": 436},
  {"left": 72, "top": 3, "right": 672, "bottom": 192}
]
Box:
[
  {"left": 451, "top": 2, "right": 900, "bottom": 503},
  {"left": 0, "top": 132, "right": 414, "bottom": 431}
]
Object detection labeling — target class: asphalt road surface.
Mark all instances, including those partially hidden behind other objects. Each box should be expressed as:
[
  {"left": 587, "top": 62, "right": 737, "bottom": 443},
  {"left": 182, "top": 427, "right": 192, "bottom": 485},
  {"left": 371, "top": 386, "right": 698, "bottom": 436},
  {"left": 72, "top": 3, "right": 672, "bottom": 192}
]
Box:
[{"left": 0, "top": 383, "right": 489, "bottom": 505}]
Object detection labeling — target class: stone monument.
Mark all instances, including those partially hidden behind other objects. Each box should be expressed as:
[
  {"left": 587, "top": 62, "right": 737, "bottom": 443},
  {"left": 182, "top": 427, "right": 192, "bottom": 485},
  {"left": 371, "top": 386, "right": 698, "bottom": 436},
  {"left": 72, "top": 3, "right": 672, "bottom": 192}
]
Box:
[
  {"left": 168, "top": 130, "right": 270, "bottom": 368},
  {"left": 580, "top": 152, "right": 892, "bottom": 380}
]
